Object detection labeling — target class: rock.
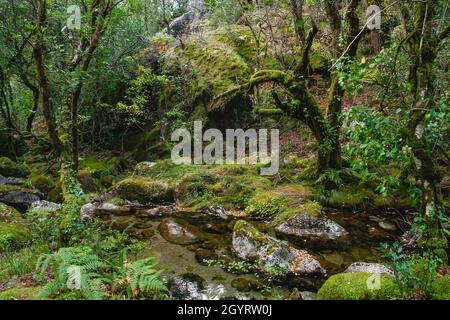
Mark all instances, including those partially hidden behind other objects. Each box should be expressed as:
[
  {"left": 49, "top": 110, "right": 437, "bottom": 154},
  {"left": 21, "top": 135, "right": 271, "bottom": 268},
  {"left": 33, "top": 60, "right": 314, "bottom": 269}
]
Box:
[
  {"left": 230, "top": 278, "right": 263, "bottom": 292},
  {"left": 0, "top": 157, "right": 30, "bottom": 178},
  {"left": 30, "top": 175, "right": 55, "bottom": 195},
  {"left": 134, "top": 161, "right": 157, "bottom": 175},
  {"left": 77, "top": 170, "right": 99, "bottom": 193},
  {"left": 138, "top": 205, "right": 176, "bottom": 217},
  {"left": 288, "top": 288, "right": 303, "bottom": 300},
  {"left": 275, "top": 214, "right": 348, "bottom": 249},
  {"left": 80, "top": 203, "right": 96, "bottom": 220},
  {"left": 232, "top": 220, "right": 326, "bottom": 278},
  {"left": 113, "top": 178, "right": 175, "bottom": 205},
  {"left": 345, "top": 262, "right": 394, "bottom": 276},
  {"left": 30, "top": 200, "right": 61, "bottom": 212},
  {"left": 0, "top": 186, "right": 41, "bottom": 211},
  {"left": 158, "top": 220, "right": 199, "bottom": 245},
  {"left": 0, "top": 202, "right": 30, "bottom": 252},
  {"left": 206, "top": 206, "right": 229, "bottom": 220},
  {"left": 169, "top": 11, "right": 195, "bottom": 37},
  {"left": 300, "top": 291, "right": 317, "bottom": 300},
  {"left": 317, "top": 273, "right": 401, "bottom": 300},
  {"left": 96, "top": 202, "right": 135, "bottom": 216},
  {"left": 169, "top": 273, "right": 206, "bottom": 300},
  {"left": 378, "top": 221, "right": 397, "bottom": 232},
  {"left": 0, "top": 174, "right": 25, "bottom": 186}
]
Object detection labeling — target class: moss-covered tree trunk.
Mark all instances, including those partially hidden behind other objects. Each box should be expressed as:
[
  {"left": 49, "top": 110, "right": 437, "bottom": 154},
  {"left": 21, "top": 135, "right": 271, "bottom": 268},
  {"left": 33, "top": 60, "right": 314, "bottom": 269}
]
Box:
[{"left": 403, "top": 0, "right": 447, "bottom": 261}]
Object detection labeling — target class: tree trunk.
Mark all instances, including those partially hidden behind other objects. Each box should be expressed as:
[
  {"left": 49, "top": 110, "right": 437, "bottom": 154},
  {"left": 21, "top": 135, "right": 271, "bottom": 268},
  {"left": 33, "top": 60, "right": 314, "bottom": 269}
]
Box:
[{"left": 33, "top": 0, "right": 62, "bottom": 156}]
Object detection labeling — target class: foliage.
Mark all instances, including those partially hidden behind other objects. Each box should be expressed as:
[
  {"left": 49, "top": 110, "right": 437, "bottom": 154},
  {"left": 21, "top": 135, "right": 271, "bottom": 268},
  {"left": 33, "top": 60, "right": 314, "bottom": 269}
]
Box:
[
  {"left": 381, "top": 242, "right": 442, "bottom": 299},
  {"left": 36, "top": 246, "right": 108, "bottom": 300}
]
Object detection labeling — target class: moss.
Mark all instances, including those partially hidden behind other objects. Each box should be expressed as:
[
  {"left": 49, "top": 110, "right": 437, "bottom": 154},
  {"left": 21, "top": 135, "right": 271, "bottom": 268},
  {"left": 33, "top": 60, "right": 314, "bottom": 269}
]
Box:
[
  {"left": 274, "top": 200, "right": 322, "bottom": 224},
  {"left": 0, "top": 286, "right": 42, "bottom": 300},
  {"left": 310, "top": 42, "right": 332, "bottom": 73},
  {"left": 114, "top": 178, "right": 175, "bottom": 204},
  {"left": 317, "top": 272, "right": 402, "bottom": 300},
  {"left": 30, "top": 174, "right": 56, "bottom": 195},
  {"left": 323, "top": 186, "right": 375, "bottom": 209},
  {"left": 234, "top": 220, "right": 269, "bottom": 245},
  {"left": 245, "top": 192, "right": 288, "bottom": 219},
  {"left": 0, "top": 202, "right": 21, "bottom": 221},
  {"left": 0, "top": 157, "right": 30, "bottom": 178},
  {"left": 430, "top": 276, "right": 450, "bottom": 300}
]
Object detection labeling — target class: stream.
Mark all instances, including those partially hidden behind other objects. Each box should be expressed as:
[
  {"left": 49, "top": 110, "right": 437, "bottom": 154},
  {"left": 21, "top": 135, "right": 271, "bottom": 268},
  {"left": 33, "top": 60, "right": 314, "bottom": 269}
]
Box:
[{"left": 96, "top": 206, "right": 403, "bottom": 300}]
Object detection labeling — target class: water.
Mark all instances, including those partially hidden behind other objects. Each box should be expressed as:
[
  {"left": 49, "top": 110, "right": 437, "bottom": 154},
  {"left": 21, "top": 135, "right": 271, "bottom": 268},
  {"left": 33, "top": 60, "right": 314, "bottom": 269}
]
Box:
[{"left": 98, "top": 207, "right": 402, "bottom": 299}]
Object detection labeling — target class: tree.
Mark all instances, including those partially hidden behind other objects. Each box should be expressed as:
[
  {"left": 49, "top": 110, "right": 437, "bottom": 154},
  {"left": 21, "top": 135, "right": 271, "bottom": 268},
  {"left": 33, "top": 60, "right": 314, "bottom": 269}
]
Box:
[
  {"left": 213, "top": 0, "right": 363, "bottom": 177},
  {"left": 396, "top": 0, "right": 449, "bottom": 260}
]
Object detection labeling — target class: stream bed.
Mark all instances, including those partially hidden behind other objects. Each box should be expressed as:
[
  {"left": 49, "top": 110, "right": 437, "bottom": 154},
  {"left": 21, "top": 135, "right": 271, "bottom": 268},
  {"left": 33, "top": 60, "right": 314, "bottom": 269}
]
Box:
[{"left": 97, "top": 206, "right": 403, "bottom": 300}]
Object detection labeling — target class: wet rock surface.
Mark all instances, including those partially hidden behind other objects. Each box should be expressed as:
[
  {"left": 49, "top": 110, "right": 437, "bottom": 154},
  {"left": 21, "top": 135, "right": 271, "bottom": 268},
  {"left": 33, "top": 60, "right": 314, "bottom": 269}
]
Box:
[{"left": 275, "top": 214, "right": 349, "bottom": 249}]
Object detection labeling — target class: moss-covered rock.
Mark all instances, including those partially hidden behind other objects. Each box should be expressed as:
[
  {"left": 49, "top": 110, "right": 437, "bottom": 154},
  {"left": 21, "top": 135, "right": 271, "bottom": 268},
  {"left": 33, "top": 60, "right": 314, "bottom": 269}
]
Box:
[
  {"left": 245, "top": 192, "right": 288, "bottom": 219},
  {"left": 232, "top": 220, "right": 326, "bottom": 277},
  {"left": 30, "top": 174, "right": 56, "bottom": 195},
  {"left": 113, "top": 178, "right": 175, "bottom": 204},
  {"left": 316, "top": 272, "right": 402, "bottom": 300},
  {"left": 0, "top": 157, "right": 30, "bottom": 178},
  {"left": 0, "top": 185, "right": 41, "bottom": 211},
  {"left": 310, "top": 42, "right": 332, "bottom": 74},
  {"left": 0, "top": 202, "right": 30, "bottom": 251},
  {"left": 430, "top": 276, "right": 450, "bottom": 300},
  {"left": 77, "top": 170, "right": 100, "bottom": 193},
  {"left": 47, "top": 183, "right": 63, "bottom": 203}
]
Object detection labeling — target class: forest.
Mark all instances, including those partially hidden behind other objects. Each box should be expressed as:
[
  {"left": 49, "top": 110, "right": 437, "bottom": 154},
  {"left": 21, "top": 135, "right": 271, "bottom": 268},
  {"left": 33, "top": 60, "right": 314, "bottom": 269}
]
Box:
[{"left": 0, "top": 0, "right": 448, "bottom": 301}]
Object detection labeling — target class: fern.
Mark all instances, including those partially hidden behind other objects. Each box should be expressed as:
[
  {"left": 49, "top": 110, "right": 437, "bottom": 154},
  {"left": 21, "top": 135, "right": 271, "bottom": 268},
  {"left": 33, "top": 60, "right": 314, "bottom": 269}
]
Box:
[
  {"left": 36, "top": 247, "right": 108, "bottom": 300},
  {"left": 112, "top": 257, "right": 167, "bottom": 299}
]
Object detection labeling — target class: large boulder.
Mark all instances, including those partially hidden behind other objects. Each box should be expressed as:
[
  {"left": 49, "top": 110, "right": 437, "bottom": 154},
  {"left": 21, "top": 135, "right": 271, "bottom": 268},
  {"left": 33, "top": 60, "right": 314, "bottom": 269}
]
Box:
[
  {"left": 275, "top": 214, "right": 348, "bottom": 249},
  {"left": 232, "top": 220, "right": 326, "bottom": 278},
  {"left": 0, "top": 157, "right": 30, "bottom": 178},
  {"left": 158, "top": 219, "right": 199, "bottom": 245},
  {"left": 316, "top": 272, "right": 401, "bottom": 300},
  {"left": 113, "top": 178, "right": 175, "bottom": 205},
  {"left": 0, "top": 185, "right": 41, "bottom": 211}
]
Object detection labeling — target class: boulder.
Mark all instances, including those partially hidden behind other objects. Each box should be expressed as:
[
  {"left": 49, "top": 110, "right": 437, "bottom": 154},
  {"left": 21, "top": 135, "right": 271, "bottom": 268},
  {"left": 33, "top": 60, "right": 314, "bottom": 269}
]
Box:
[
  {"left": 168, "top": 273, "right": 206, "bottom": 300},
  {"left": 0, "top": 186, "right": 41, "bottom": 211},
  {"left": 138, "top": 205, "right": 176, "bottom": 217},
  {"left": 275, "top": 214, "right": 348, "bottom": 249},
  {"left": 158, "top": 220, "right": 199, "bottom": 245},
  {"left": 80, "top": 203, "right": 97, "bottom": 220},
  {"left": 30, "top": 200, "right": 61, "bottom": 212},
  {"left": 317, "top": 273, "right": 401, "bottom": 300},
  {"left": 232, "top": 220, "right": 326, "bottom": 277},
  {"left": 0, "top": 174, "right": 25, "bottom": 186},
  {"left": 0, "top": 202, "right": 30, "bottom": 251},
  {"left": 0, "top": 157, "right": 30, "bottom": 178},
  {"left": 345, "top": 262, "right": 394, "bottom": 277}
]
